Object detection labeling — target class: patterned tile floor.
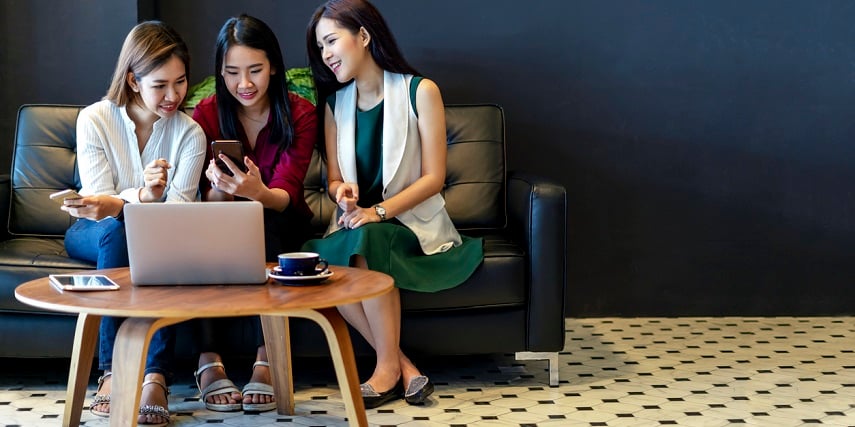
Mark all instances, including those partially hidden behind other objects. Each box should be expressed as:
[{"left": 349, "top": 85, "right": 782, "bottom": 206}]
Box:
[{"left": 1, "top": 317, "right": 854, "bottom": 426}]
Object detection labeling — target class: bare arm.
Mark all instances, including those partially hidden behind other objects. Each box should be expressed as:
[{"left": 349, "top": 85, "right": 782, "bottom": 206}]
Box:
[{"left": 323, "top": 103, "right": 360, "bottom": 213}]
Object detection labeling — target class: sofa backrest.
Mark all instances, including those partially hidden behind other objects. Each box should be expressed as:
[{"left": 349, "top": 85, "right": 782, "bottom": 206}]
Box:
[
  {"left": 8, "top": 103, "right": 506, "bottom": 237},
  {"left": 303, "top": 104, "right": 507, "bottom": 232},
  {"left": 9, "top": 105, "right": 83, "bottom": 237},
  {"left": 442, "top": 104, "right": 506, "bottom": 230}
]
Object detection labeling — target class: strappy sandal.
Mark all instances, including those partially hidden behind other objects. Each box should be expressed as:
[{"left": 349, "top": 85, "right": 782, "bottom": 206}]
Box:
[
  {"left": 139, "top": 378, "right": 170, "bottom": 427},
  {"left": 241, "top": 361, "right": 277, "bottom": 412},
  {"left": 193, "top": 361, "right": 242, "bottom": 412},
  {"left": 89, "top": 372, "right": 112, "bottom": 418}
]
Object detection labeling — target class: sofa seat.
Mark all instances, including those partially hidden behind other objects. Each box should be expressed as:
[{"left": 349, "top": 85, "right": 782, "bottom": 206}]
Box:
[
  {"left": 401, "top": 233, "right": 526, "bottom": 312},
  {"left": 0, "top": 237, "right": 93, "bottom": 313}
]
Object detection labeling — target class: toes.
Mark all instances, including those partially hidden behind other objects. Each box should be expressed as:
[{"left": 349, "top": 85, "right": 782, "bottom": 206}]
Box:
[
  {"left": 138, "top": 414, "right": 166, "bottom": 425},
  {"left": 243, "top": 393, "right": 274, "bottom": 404},
  {"left": 209, "top": 392, "right": 240, "bottom": 405}
]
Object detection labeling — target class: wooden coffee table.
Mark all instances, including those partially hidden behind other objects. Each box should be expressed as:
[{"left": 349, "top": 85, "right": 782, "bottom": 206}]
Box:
[{"left": 15, "top": 265, "right": 393, "bottom": 427}]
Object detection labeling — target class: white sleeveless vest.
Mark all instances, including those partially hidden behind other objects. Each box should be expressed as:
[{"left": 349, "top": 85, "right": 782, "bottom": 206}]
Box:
[{"left": 326, "top": 71, "right": 461, "bottom": 254}]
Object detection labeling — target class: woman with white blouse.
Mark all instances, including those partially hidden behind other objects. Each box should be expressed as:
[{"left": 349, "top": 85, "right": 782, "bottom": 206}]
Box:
[{"left": 59, "top": 21, "right": 206, "bottom": 427}]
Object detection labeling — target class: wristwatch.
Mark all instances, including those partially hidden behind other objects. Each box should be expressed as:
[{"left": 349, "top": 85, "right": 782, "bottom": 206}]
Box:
[{"left": 374, "top": 204, "right": 387, "bottom": 221}]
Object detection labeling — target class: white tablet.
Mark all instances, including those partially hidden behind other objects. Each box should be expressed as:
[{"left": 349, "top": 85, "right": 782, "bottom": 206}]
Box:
[{"left": 49, "top": 274, "right": 120, "bottom": 292}]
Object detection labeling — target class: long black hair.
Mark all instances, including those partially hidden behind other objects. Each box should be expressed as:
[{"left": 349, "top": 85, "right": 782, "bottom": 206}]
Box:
[
  {"left": 306, "top": 0, "right": 420, "bottom": 102},
  {"left": 215, "top": 14, "right": 294, "bottom": 152}
]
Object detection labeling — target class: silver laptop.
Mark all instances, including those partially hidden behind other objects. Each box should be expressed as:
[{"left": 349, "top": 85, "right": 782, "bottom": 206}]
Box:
[{"left": 124, "top": 201, "right": 267, "bottom": 285}]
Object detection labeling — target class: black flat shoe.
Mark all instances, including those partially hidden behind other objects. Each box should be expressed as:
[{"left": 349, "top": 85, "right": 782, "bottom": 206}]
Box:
[
  {"left": 404, "top": 375, "right": 434, "bottom": 405},
  {"left": 361, "top": 381, "right": 403, "bottom": 409}
]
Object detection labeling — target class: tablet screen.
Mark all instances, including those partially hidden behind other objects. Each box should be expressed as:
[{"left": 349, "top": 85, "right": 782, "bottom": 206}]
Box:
[{"left": 49, "top": 275, "right": 120, "bottom": 291}]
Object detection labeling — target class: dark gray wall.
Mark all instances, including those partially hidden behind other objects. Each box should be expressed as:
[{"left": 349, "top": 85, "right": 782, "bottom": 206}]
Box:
[
  {"left": 0, "top": 0, "right": 136, "bottom": 171},
  {"left": 3, "top": 1, "right": 854, "bottom": 316},
  {"left": 144, "top": 1, "right": 319, "bottom": 81}
]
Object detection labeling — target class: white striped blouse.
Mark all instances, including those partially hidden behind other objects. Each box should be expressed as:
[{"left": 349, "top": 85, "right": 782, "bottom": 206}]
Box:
[{"left": 75, "top": 100, "right": 206, "bottom": 203}]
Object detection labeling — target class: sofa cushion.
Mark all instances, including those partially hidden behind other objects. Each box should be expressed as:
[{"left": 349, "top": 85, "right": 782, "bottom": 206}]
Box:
[
  {"left": 10, "top": 105, "right": 82, "bottom": 237},
  {"left": 400, "top": 234, "right": 525, "bottom": 312},
  {"left": 0, "top": 237, "right": 94, "bottom": 312},
  {"left": 442, "top": 105, "right": 506, "bottom": 230}
]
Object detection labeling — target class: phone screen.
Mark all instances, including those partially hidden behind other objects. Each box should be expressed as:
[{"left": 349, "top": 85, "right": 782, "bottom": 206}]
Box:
[
  {"left": 211, "top": 140, "right": 247, "bottom": 176},
  {"left": 49, "top": 275, "right": 120, "bottom": 291},
  {"left": 49, "top": 189, "right": 86, "bottom": 207}
]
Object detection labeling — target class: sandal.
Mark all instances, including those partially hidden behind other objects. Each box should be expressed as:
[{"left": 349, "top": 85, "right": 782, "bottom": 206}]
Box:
[
  {"left": 193, "top": 361, "right": 242, "bottom": 412},
  {"left": 138, "top": 378, "right": 170, "bottom": 427},
  {"left": 241, "top": 361, "right": 277, "bottom": 412},
  {"left": 89, "top": 372, "right": 112, "bottom": 418}
]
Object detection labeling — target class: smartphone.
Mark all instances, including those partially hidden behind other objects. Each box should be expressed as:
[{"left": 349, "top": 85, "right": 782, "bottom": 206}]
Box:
[
  {"left": 49, "top": 189, "right": 86, "bottom": 208},
  {"left": 49, "top": 274, "right": 120, "bottom": 292},
  {"left": 211, "top": 140, "right": 247, "bottom": 176}
]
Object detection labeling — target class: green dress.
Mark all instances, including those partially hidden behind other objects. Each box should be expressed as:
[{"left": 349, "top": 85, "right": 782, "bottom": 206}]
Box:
[{"left": 302, "top": 78, "right": 483, "bottom": 292}]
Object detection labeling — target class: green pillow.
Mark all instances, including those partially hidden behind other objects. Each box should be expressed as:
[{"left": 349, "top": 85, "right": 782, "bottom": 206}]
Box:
[
  {"left": 184, "top": 67, "right": 317, "bottom": 108},
  {"left": 185, "top": 75, "right": 215, "bottom": 109}
]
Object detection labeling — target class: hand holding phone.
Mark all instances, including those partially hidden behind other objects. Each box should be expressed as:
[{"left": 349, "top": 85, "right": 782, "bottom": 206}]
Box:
[
  {"left": 211, "top": 140, "right": 248, "bottom": 177},
  {"left": 49, "top": 189, "right": 86, "bottom": 208}
]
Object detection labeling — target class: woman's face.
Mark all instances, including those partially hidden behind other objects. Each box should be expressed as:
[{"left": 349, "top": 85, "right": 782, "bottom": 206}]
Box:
[
  {"left": 222, "top": 45, "right": 273, "bottom": 110},
  {"left": 128, "top": 54, "right": 187, "bottom": 119},
  {"left": 315, "top": 17, "right": 370, "bottom": 83}
]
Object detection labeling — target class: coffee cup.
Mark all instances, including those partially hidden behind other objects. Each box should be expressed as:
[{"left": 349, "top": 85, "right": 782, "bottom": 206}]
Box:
[{"left": 277, "top": 252, "right": 329, "bottom": 276}]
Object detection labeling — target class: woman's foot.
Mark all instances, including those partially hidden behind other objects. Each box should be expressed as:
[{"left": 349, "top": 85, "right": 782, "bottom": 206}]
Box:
[
  {"left": 361, "top": 368, "right": 403, "bottom": 409},
  {"left": 399, "top": 354, "right": 434, "bottom": 405},
  {"left": 241, "top": 361, "right": 276, "bottom": 412},
  {"left": 403, "top": 375, "right": 434, "bottom": 405},
  {"left": 89, "top": 372, "right": 112, "bottom": 417},
  {"left": 194, "top": 353, "right": 242, "bottom": 412},
  {"left": 364, "top": 368, "right": 401, "bottom": 396},
  {"left": 138, "top": 373, "right": 170, "bottom": 426}
]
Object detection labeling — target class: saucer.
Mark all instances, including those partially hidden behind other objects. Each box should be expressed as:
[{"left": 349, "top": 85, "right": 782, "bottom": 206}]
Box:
[{"left": 268, "top": 268, "right": 334, "bottom": 286}]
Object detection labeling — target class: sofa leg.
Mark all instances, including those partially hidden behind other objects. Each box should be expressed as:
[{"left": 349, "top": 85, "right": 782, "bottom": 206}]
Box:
[{"left": 515, "top": 351, "right": 560, "bottom": 386}]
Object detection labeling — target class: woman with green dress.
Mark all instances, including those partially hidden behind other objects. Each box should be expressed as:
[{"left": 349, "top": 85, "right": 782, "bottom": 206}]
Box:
[{"left": 304, "top": 0, "right": 483, "bottom": 409}]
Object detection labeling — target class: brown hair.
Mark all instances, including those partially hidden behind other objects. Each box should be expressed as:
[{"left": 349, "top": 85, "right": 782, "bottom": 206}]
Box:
[{"left": 104, "top": 21, "right": 191, "bottom": 106}]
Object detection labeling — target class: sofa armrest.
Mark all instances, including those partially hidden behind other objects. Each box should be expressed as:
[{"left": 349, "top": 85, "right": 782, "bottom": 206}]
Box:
[
  {"left": 507, "top": 171, "right": 567, "bottom": 352},
  {"left": 0, "top": 174, "right": 10, "bottom": 241}
]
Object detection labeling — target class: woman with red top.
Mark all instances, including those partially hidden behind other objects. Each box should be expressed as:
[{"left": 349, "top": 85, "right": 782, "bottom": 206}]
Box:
[{"left": 190, "top": 14, "right": 317, "bottom": 413}]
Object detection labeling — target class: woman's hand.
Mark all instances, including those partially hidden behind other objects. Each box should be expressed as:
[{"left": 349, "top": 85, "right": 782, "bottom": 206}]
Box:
[
  {"left": 140, "top": 158, "right": 171, "bottom": 202},
  {"left": 203, "top": 159, "right": 234, "bottom": 201},
  {"left": 61, "top": 195, "right": 124, "bottom": 221},
  {"left": 339, "top": 205, "right": 381, "bottom": 229},
  {"left": 335, "top": 182, "right": 359, "bottom": 214},
  {"left": 208, "top": 154, "right": 266, "bottom": 200}
]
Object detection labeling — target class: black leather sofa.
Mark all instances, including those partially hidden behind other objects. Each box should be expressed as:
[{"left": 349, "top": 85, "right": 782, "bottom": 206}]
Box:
[{"left": 0, "top": 104, "right": 567, "bottom": 384}]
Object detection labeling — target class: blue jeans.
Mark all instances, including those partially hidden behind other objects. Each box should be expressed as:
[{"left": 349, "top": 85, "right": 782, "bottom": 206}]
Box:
[{"left": 65, "top": 218, "right": 174, "bottom": 382}]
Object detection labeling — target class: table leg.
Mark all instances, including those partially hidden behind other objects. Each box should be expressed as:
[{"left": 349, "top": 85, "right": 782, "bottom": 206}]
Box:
[
  {"left": 110, "top": 317, "right": 190, "bottom": 427},
  {"left": 291, "top": 308, "right": 367, "bottom": 427},
  {"left": 260, "top": 315, "right": 294, "bottom": 414},
  {"left": 63, "top": 313, "right": 100, "bottom": 427}
]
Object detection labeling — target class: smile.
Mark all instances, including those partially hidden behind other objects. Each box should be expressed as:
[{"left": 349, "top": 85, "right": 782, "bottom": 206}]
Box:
[{"left": 329, "top": 60, "right": 341, "bottom": 74}]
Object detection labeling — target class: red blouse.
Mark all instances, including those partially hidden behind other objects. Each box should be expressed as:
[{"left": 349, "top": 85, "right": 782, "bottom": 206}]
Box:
[{"left": 192, "top": 93, "right": 317, "bottom": 220}]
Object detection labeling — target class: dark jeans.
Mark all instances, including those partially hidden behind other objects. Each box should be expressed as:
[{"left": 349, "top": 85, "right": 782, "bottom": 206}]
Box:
[{"left": 65, "top": 217, "right": 175, "bottom": 383}]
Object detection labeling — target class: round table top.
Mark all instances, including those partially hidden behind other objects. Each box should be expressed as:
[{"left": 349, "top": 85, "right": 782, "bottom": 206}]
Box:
[{"left": 14, "top": 265, "right": 393, "bottom": 318}]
